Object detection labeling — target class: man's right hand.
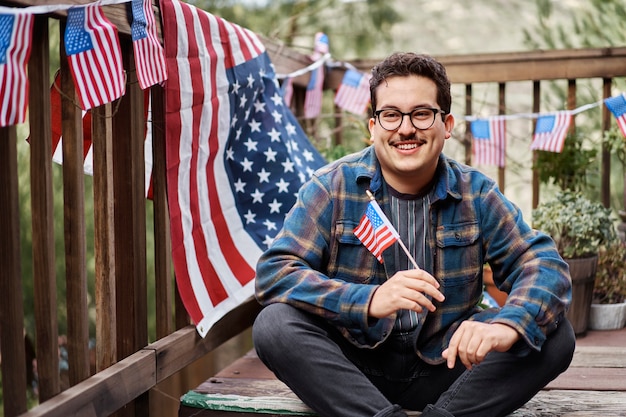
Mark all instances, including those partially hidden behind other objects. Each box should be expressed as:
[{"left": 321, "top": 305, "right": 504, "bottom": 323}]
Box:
[{"left": 368, "top": 269, "right": 445, "bottom": 319}]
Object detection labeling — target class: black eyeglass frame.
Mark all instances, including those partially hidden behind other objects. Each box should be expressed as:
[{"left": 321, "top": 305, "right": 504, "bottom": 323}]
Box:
[{"left": 374, "top": 107, "right": 447, "bottom": 131}]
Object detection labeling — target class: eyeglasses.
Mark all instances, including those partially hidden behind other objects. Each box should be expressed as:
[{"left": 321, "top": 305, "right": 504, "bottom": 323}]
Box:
[{"left": 374, "top": 108, "right": 447, "bottom": 131}]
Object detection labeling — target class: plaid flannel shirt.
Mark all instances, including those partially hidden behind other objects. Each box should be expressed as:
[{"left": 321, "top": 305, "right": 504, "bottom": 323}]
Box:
[{"left": 255, "top": 146, "right": 571, "bottom": 364}]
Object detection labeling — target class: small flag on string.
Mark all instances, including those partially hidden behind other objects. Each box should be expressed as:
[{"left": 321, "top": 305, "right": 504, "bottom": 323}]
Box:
[
  {"left": 65, "top": 3, "right": 125, "bottom": 110},
  {"left": 471, "top": 116, "right": 506, "bottom": 167},
  {"left": 354, "top": 197, "right": 399, "bottom": 263},
  {"left": 334, "top": 69, "right": 371, "bottom": 116},
  {"left": 0, "top": 12, "right": 33, "bottom": 127},
  {"left": 604, "top": 93, "right": 626, "bottom": 138},
  {"left": 131, "top": 0, "right": 167, "bottom": 89},
  {"left": 303, "top": 32, "right": 328, "bottom": 119},
  {"left": 531, "top": 111, "right": 572, "bottom": 153}
]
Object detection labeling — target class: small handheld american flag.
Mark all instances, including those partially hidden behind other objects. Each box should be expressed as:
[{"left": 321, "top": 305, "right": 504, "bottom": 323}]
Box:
[{"left": 354, "top": 190, "right": 419, "bottom": 269}]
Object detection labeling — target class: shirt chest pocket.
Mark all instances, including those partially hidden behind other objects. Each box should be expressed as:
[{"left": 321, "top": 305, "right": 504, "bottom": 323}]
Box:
[
  {"left": 436, "top": 221, "right": 481, "bottom": 284},
  {"left": 330, "top": 220, "right": 379, "bottom": 284}
]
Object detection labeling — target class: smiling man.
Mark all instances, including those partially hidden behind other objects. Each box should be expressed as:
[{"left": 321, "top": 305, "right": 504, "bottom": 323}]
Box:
[{"left": 253, "top": 52, "right": 575, "bottom": 417}]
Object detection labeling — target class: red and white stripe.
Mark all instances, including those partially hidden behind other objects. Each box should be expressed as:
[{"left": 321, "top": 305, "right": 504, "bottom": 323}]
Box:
[
  {"left": 0, "top": 12, "right": 33, "bottom": 127},
  {"left": 162, "top": 0, "right": 265, "bottom": 336},
  {"left": 66, "top": 3, "right": 125, "bottom": 110},
  {"left": 132, "top": 0, "right": 168, "bottom": 90},
  {"left": 531, "top": 111, "right": 572, "bottom": 153},
  {"left": 472, "top": 116, "right": 507, "bottom": 167}
]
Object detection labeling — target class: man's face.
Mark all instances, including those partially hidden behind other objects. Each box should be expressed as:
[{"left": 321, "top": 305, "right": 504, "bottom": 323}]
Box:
[{"left": 368, "top": 75, "right": 454, "bottom": 195}]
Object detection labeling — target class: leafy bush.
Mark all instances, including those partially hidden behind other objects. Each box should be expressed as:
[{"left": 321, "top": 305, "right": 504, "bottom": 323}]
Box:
[
  {"left": 593, "top": 240, "right": 626, "bottom": 304},
  {"left": 532, "top": 190, "right": 615, "bottom": 258}
]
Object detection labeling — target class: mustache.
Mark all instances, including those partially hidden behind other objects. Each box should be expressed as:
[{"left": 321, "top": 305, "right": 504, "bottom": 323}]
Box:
[{"left": 390, "top": 136, "right": 427, "bottom": 146}]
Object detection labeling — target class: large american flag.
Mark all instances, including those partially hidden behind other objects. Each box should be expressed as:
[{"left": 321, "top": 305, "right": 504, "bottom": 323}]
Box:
[
  {"left": 471, "top": 116, "right": 507, "bottom": 167},
  {"left": 161, "top": 0, "right": 326, "bottom": 336},
  {"left": 604, "top": 93, "right": 626, "bottom": 138},
  {"left": 131, "top": 0, "right": 167, "bottom": 90},
  {"left": 531, "top": 111, "right": 572, "bottom": 153},
  {"left": 64, "top": 3, "right": 125, "bottom": 110},
  {"left": 354, "top": 199, "right": 399, "bottom": 263},
  {"left": 0, "top": 11, "right": 33, "bottom": 127}
]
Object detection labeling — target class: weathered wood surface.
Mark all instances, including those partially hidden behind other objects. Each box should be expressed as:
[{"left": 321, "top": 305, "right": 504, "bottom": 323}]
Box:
[{"left": 179, "top": 343, "right": 626, "bottom": 417}]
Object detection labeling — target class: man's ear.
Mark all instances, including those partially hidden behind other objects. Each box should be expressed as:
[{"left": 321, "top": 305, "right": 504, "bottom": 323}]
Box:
[
  {"left": 368, "top": 117, "right": 376, "bottom": 141},
  {"left": 444, "top": 113, "right": 455, "bottom": 139}
]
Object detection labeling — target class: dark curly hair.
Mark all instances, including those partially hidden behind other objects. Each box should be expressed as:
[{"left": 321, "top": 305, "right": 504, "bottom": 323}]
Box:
[{"left": 369, "top": 52, "right": 451, "bottom": 118}]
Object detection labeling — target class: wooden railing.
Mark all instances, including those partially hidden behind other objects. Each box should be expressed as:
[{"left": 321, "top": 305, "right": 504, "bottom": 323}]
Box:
[{"left": 1, "top": 1, "right": 626, "bottom": 416}]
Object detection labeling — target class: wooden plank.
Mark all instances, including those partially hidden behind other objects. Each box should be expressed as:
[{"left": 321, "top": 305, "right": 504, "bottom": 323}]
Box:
[
  {"left": 570, "top": 346, "right": 626, "bottom": 368},
  {"left": 0, "top": 126, "right": 28, "bottom": 415},
  {"left": 29, "top": 15, "right": 62, "bottom": 402},
  {"left": 0, "top": 0, "right": 159, "bottom": 37},
  {"left": 182, "top": 341, "right": 626, "bottom": 417},
  {"left": 149, "top": 84, "right": 174, "bottom": 339},
  {"left": 546, "top": 367, "right": 626, "bottom": 391},
  {"left": 113, "top": 41, "right": 148, "bottom": 359},
  {"left": 112, "top": 41, "right": 149, "bottom": 416},
  {"left": 182, "top": 379, "right": 626, "bottom": 417},
  {"left": 149, "top": 298, "right": 262, "bottom": 382},
  {"left": 350, "top": 47, "right": 626, "bottom": 85},
  {"left": 512, "top": 390, "right": 626, "bottom": 416},
  {"left": 58, "top": 19, "right": 91, "bottom": 387},
  {"left": 21, "top": 349, "right": 156, "bottom": 417}
]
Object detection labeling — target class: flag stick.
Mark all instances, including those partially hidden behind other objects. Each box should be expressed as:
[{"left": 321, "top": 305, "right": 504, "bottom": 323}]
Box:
[{"left": 365, "top": 190, "right": 421, "bottom": 270}]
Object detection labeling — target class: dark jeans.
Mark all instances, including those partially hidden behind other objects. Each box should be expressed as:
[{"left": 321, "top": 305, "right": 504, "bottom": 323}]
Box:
[{"left": 252, "top": 303, "right": 575, "bottom": 417}]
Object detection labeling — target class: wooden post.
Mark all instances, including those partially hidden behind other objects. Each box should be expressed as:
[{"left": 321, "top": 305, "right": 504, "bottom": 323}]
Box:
[
  {"left": 0, "top": 125, "right": 27, "bottom": 416},
  {"left": 31, "top": 16, "right": 61, "bottom": 401}
]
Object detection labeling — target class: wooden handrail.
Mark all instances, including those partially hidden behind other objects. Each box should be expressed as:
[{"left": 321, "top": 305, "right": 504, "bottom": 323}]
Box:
[{"left": 21, "top": 298, "right": 261, "bottom": 417}]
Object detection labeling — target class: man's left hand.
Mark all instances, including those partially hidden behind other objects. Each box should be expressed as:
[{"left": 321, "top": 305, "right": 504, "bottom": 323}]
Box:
[{"left": 442, "top": 322, "right": 521, "bottom": 370}]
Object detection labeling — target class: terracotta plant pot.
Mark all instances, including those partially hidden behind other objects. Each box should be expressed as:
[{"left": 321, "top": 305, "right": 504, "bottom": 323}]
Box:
[{"left": 483, "top": 267, "right": 507, "bottom": 307}]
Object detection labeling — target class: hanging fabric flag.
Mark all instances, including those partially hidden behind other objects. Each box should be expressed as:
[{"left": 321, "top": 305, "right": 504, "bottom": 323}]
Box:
[
  {"left": 46, "top": 72, "right": 153, "bottom": 197},
  {"left": 131, "top": 0, "right": 167, "bottom": 89},
  {"left": 531, "top": 111, "right": 572, "bottom": 153},
  {"left": 604, "top": 93, "right": 626, "bottom": 138},
  {"left": 470, "top": 116, "right": 507, "bottom": 167},
  {"left": 161, "top": 0, "right": 327, "bottom": 337},
  {"left": 64, "top": 3, "right": 125, "bottom": 110},
  {"left": 303, "top": 32, "right": 329, "bottom": 119},
  {"left": 354, "top": 198, "right": 399, "bottom": 263},
  {"left": 334, "top": 69, "right": 371, "bottom": 116},
  {"left": 0, "top": 12, "right": 33, "bottom": 127},
  {"left": 280, "top": 76, "right": 293, "bottom": 107}
]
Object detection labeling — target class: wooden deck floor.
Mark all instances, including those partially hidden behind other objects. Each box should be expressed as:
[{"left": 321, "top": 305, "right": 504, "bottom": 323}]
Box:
[{"left": 179, "top": 328, "right": 626, "bottom": 417}]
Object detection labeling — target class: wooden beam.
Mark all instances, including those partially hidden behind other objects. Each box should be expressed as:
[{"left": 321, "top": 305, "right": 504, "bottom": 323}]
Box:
[
  {"left": 0, "top": 125, "right": 27, "bottom": 416},
  {"left": 21, "top": 350, "right": 156, "bottom": 417},
  {"left": 0, "top": 0, "right": 161, "bottom": 38},
  {"left": 31, "top": 15, "right": 62, "bottom": 401},
  {"left": 149, "top": 297, "right": 262, "bottom": 383},
  {"left": 23, "top": 298, "right": 261, "bottom": 417},
  {"left": 350, "top": 47, "right": 626, "bottom": 85}
]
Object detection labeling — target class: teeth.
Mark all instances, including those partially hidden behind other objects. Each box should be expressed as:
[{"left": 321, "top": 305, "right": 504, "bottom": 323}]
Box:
[{"left": 397, "top": 143, "right": 418, "bottom": 150}]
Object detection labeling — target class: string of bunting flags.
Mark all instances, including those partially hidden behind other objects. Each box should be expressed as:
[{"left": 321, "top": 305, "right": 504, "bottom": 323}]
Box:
[
  {"left": 1, "top": 0, "right": 626, "bottom": 153},
  {"left": 0, "top": 0, "right": 166, "bottom": 127}
]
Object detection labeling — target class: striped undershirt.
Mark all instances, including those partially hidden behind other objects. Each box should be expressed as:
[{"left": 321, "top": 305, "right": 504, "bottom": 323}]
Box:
[{"left": 388, "top": 186, "right": 430, "bottom": 332}]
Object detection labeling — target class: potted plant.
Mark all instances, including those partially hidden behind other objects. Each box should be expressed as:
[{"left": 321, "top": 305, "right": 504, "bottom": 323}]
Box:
[
  {"left": 589, "top": 240, "right": 626, "bottom": 330},
  {"left": 532, "top": 190, "right": 616, "bottom": 335}
]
